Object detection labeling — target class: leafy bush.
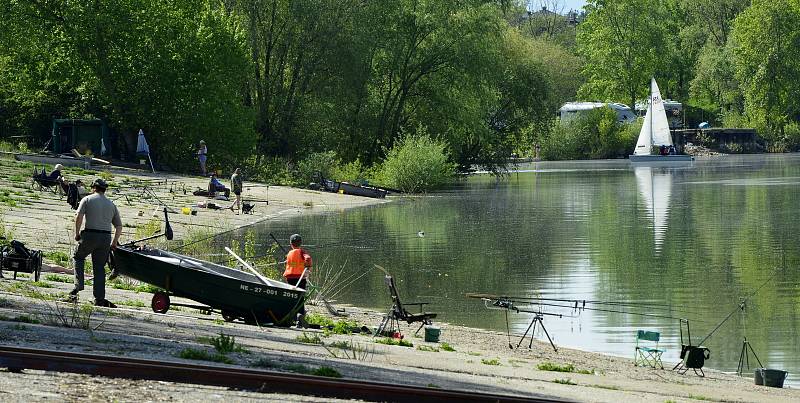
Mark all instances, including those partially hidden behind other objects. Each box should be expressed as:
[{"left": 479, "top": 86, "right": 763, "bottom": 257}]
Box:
[
  {"left": 295, "top": 151, "right": 339, "bottom": 186},
  {"left": 378, "top": 131, "right": 456, "bottom": 193},
  {"left": 540, "top": 107, "right": 638, "bottom": 160}
]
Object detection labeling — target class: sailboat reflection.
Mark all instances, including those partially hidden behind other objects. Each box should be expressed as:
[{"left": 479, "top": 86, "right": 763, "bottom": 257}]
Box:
[{"left": 634, "top": 166, "right": 674, "bottom": 251}]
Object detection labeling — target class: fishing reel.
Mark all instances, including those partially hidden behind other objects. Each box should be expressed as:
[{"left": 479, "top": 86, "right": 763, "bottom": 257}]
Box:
[{"left": 484, "top": 298, "right": 519, "bottom": 312}]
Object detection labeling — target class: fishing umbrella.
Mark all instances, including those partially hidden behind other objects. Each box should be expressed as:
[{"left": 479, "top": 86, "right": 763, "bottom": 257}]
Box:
[{"left": 136, "top": 129, "right": 155, "bottom": 173}]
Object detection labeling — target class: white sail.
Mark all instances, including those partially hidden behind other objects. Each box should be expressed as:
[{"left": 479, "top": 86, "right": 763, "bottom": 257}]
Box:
[
  {"left": 634, "top": 166, "right": 673, "bottom": 251},
  {"left": 633, "top": 78, "right": 673, "bottom": 156},
  {"left": 649, "top": 79, "right": 673, "bottom": 146}
]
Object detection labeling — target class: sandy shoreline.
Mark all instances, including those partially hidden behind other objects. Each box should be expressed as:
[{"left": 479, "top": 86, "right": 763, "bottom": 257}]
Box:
[{"left": 0, "top": 157, "right": 797, "bottom": 402}]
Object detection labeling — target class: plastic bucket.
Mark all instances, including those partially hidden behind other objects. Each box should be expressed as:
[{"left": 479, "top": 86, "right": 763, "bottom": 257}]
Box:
[
  {"left": 756, "top": 368, "right": 788, "bottom": 388},
  {"left": 424, "top": 326, "right": 441, "bottom": 343}
]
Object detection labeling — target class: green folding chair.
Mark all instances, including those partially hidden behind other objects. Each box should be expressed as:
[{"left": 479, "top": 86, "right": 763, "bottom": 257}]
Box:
[{"left": 634, "top": 330, "right": 665, "bottom": 369}]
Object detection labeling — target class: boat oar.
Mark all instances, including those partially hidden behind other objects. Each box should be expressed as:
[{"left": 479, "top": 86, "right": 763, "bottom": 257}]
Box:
[{"left": 224, "top": 246, "right": 276, "bottom": 287}]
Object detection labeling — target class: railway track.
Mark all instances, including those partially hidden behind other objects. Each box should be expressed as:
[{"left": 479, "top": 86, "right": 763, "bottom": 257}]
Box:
[{"left": 0, "top": 345, "right": 566, "bottom": 402}]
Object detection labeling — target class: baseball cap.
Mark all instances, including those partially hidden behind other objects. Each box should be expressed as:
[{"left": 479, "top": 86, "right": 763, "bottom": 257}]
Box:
[{"left": 91, "top": 178, "right": 108, "bottom": 190}]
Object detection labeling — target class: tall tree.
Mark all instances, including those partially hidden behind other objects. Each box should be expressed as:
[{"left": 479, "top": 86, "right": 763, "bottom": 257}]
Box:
[
  {"left": 576, "top": 0, "right": 669, "bottom": 109},
  {"left": 732, "top": 0, "right": 800, "bottom": 139}
]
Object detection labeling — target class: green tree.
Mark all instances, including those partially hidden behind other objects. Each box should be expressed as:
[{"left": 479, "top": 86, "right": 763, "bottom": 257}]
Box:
[
  {"left": 731, "top": 0, "right": 800, "bottom": 141},
  {"left": 577, "top": 0, "right": 669, "bottom": 109}
]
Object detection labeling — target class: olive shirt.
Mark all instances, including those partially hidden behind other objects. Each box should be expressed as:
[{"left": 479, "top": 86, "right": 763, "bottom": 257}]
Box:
[
  {"left": 231, "top": 173, "right": 243, "bottom": 194},
  {"left": 76, "top": 193, "right": 122, "bottom": 232}
]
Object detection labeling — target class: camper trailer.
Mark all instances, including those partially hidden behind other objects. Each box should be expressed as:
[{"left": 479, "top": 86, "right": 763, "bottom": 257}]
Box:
[
  {"left": 636, "top": 99, "right": 683, "bottom": 129},
  {"left": 559, "top": 102, "right": 636, "bottom": 124}
]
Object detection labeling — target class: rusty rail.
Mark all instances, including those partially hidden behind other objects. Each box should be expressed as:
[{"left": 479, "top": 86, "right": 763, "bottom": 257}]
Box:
[{"left": 0, "top": 346, "right": 565, "bottom": 402}]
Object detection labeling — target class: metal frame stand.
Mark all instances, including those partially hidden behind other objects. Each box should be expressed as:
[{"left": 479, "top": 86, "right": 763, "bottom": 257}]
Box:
[
  {"left": 737, "top": 337, "right": 762, "bottom": 376},
  {"left": 735, "top": 300, "right": 763, "bottom": 376},
  {"left": 516, "top": 313, "right": 558, "bottom": 352}
]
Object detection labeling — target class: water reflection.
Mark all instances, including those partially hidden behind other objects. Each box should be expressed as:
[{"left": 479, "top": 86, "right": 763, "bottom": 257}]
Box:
[
  {"left": 233, "top": 154, "right": 800, "bottom": 385},
  {"left": 633, "top": 166, "right": 674, "bottom": 251}
]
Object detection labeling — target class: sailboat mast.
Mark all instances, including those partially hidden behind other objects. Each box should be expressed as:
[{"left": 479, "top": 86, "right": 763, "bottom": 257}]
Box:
[{"left": 649, "top": 78, "right": 654, "bottom": 153}]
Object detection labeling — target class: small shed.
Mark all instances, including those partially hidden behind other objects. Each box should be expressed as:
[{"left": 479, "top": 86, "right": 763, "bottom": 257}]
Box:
[{"left": 51, "top": 119, "right": 109, "bottom": 156}]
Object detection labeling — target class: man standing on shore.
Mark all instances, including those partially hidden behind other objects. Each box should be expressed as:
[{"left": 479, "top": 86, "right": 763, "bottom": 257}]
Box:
[
  {"left": 69, "top": 178, "right": 122, "bottom": 307},
  {"left": 230, "top": 168, "right": 243, "bottom": 214}
]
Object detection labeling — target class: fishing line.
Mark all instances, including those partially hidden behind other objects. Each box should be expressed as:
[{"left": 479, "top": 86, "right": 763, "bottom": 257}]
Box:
[{"left": 697, "top": 273, "right": 777, "bottom": 346}]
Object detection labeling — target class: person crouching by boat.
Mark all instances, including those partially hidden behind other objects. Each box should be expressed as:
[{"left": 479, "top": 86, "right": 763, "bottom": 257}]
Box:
[
  {"left": 283, "top": 234, "right": 311, "bottom": 325},
  {"left": 69, "top": 178, "right": 122, "bottom": 308}
]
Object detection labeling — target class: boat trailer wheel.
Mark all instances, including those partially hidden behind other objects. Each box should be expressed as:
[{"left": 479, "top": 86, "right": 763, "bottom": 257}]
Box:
[{"left": 151, "top": 292, "right": 170, "bottom": 314}]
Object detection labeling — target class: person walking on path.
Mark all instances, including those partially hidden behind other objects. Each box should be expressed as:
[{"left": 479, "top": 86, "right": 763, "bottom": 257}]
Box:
[
  {"left": 69, "top": 178, "right": 122, "bottom": 307},
  {"left": 283, "top": 234, "right": 312, "bottom": 325},
  {"left": 229, "top": 168, "right": 243, "bottom": 214},
  {"left": 197, "top": 140, "right": 208, "bottom": 176}
]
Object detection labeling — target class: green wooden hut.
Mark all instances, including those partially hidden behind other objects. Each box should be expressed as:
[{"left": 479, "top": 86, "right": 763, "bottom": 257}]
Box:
[{"left": 51, "top": 119, "right": 109, "bottom": 156}]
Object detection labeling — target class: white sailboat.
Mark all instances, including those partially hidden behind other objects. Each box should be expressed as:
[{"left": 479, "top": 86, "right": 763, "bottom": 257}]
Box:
[{"left": 629, "top": 78, "right": 692, "bottom": 163}]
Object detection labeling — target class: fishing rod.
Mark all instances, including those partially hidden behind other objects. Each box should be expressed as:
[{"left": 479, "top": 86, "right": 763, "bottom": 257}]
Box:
[
  {"left": 484, "top": 298, "right": 568, "bottom": 318},
  {"left": 508, "top": 300, "right": 690, "bottom": 321},
  {"left": 269, "top": 233, "right": 287, "bottom": 253},
  {"left": 466, "top": 293, "right": 695, "bottom": 314},
  {"left": 697, "top": 273, "right": 777, "bottom": 346}
]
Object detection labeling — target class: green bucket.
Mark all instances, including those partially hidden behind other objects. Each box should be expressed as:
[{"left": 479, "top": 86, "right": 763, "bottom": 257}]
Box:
[
  {"left": 424, "top": 325, "right": 441, "bottom": 343},
  {"left": 755, "top": 368, "right": 788, "bottom": 388}
]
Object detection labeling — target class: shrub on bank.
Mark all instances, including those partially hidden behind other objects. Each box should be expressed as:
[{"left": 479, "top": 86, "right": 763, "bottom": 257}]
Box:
[
  {"left": 378, "top": 132, "right": 456, "bottom": 193},
  {"left": 540, "top": 107, "right": 638, "bottom": 160}
]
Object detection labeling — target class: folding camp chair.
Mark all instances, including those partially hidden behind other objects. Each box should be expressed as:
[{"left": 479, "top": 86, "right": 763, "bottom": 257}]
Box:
[
  {"left": 375, "top": 275, "right": 437, "bottom": 337},
  {"left": 634, "top": 330, "right": 665, "bottom": 369}
]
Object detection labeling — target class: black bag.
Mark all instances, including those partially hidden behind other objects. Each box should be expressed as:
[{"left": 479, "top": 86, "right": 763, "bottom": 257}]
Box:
[
  {"left": 10, "top": 240, "right": 31, "bottom": 259},
  {"left": 67, "top": 183, "right": 79, "bottom": 209}
]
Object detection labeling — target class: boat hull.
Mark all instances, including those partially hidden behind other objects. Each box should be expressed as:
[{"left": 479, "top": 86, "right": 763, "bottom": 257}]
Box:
[
  {"left": 629, "top": 154, "right": 693, "bottom": 163},
  {"left": 338, "top": 182, "right": 388, "bottom": 199},
  {"left": 111, "top": 246, "right": 304, "bottom": 325}
]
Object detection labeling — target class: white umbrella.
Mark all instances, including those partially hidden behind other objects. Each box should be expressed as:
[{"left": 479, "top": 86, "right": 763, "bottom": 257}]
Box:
[{"left": 136, "top": 129, "right": 155, "bottom": 173}]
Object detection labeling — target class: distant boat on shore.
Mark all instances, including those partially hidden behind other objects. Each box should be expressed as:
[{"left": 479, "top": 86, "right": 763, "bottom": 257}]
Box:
[{"left": 629, "top": 78, "right": 693, "bottom": 163}]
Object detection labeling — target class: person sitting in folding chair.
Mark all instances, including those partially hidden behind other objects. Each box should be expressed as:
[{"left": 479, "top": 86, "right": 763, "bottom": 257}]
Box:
[
  {"left": 48, "top": 164, "right": 65, "bottom": 180},
  {"left": 634, "top": 330, "right": 665, "bottom": 369},
  {"left": 207, "top": 174, "right": 230, "bottom": 198}
]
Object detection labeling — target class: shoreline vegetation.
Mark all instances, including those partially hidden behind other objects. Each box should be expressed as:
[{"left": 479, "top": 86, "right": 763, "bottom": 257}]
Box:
[{"left": 6, "top": 1, "right": 800, "bottom": 196}]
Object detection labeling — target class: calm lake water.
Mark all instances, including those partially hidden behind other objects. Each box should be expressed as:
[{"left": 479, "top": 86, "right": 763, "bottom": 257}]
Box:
[{"left": 243, "top": 154, "right": 800, "bottom": 383}]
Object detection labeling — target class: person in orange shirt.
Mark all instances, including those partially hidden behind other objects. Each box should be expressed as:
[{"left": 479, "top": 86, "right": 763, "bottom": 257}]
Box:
[{"left": 284, "top": 234, "right": 311, "bottom": 322}]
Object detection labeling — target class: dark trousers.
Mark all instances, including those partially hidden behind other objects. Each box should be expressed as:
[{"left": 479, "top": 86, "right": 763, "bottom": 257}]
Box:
[
  {"left": 73, "top": 231, "right": 111, "bottom": 301},
  {"left": 285, "top": 277, "right": 307, "bottom": 315}
]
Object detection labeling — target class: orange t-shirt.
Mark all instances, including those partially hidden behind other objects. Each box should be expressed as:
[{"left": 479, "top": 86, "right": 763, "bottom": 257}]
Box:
[{"left": 284, "top": 248, "right": 311, "bottom": 279}]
